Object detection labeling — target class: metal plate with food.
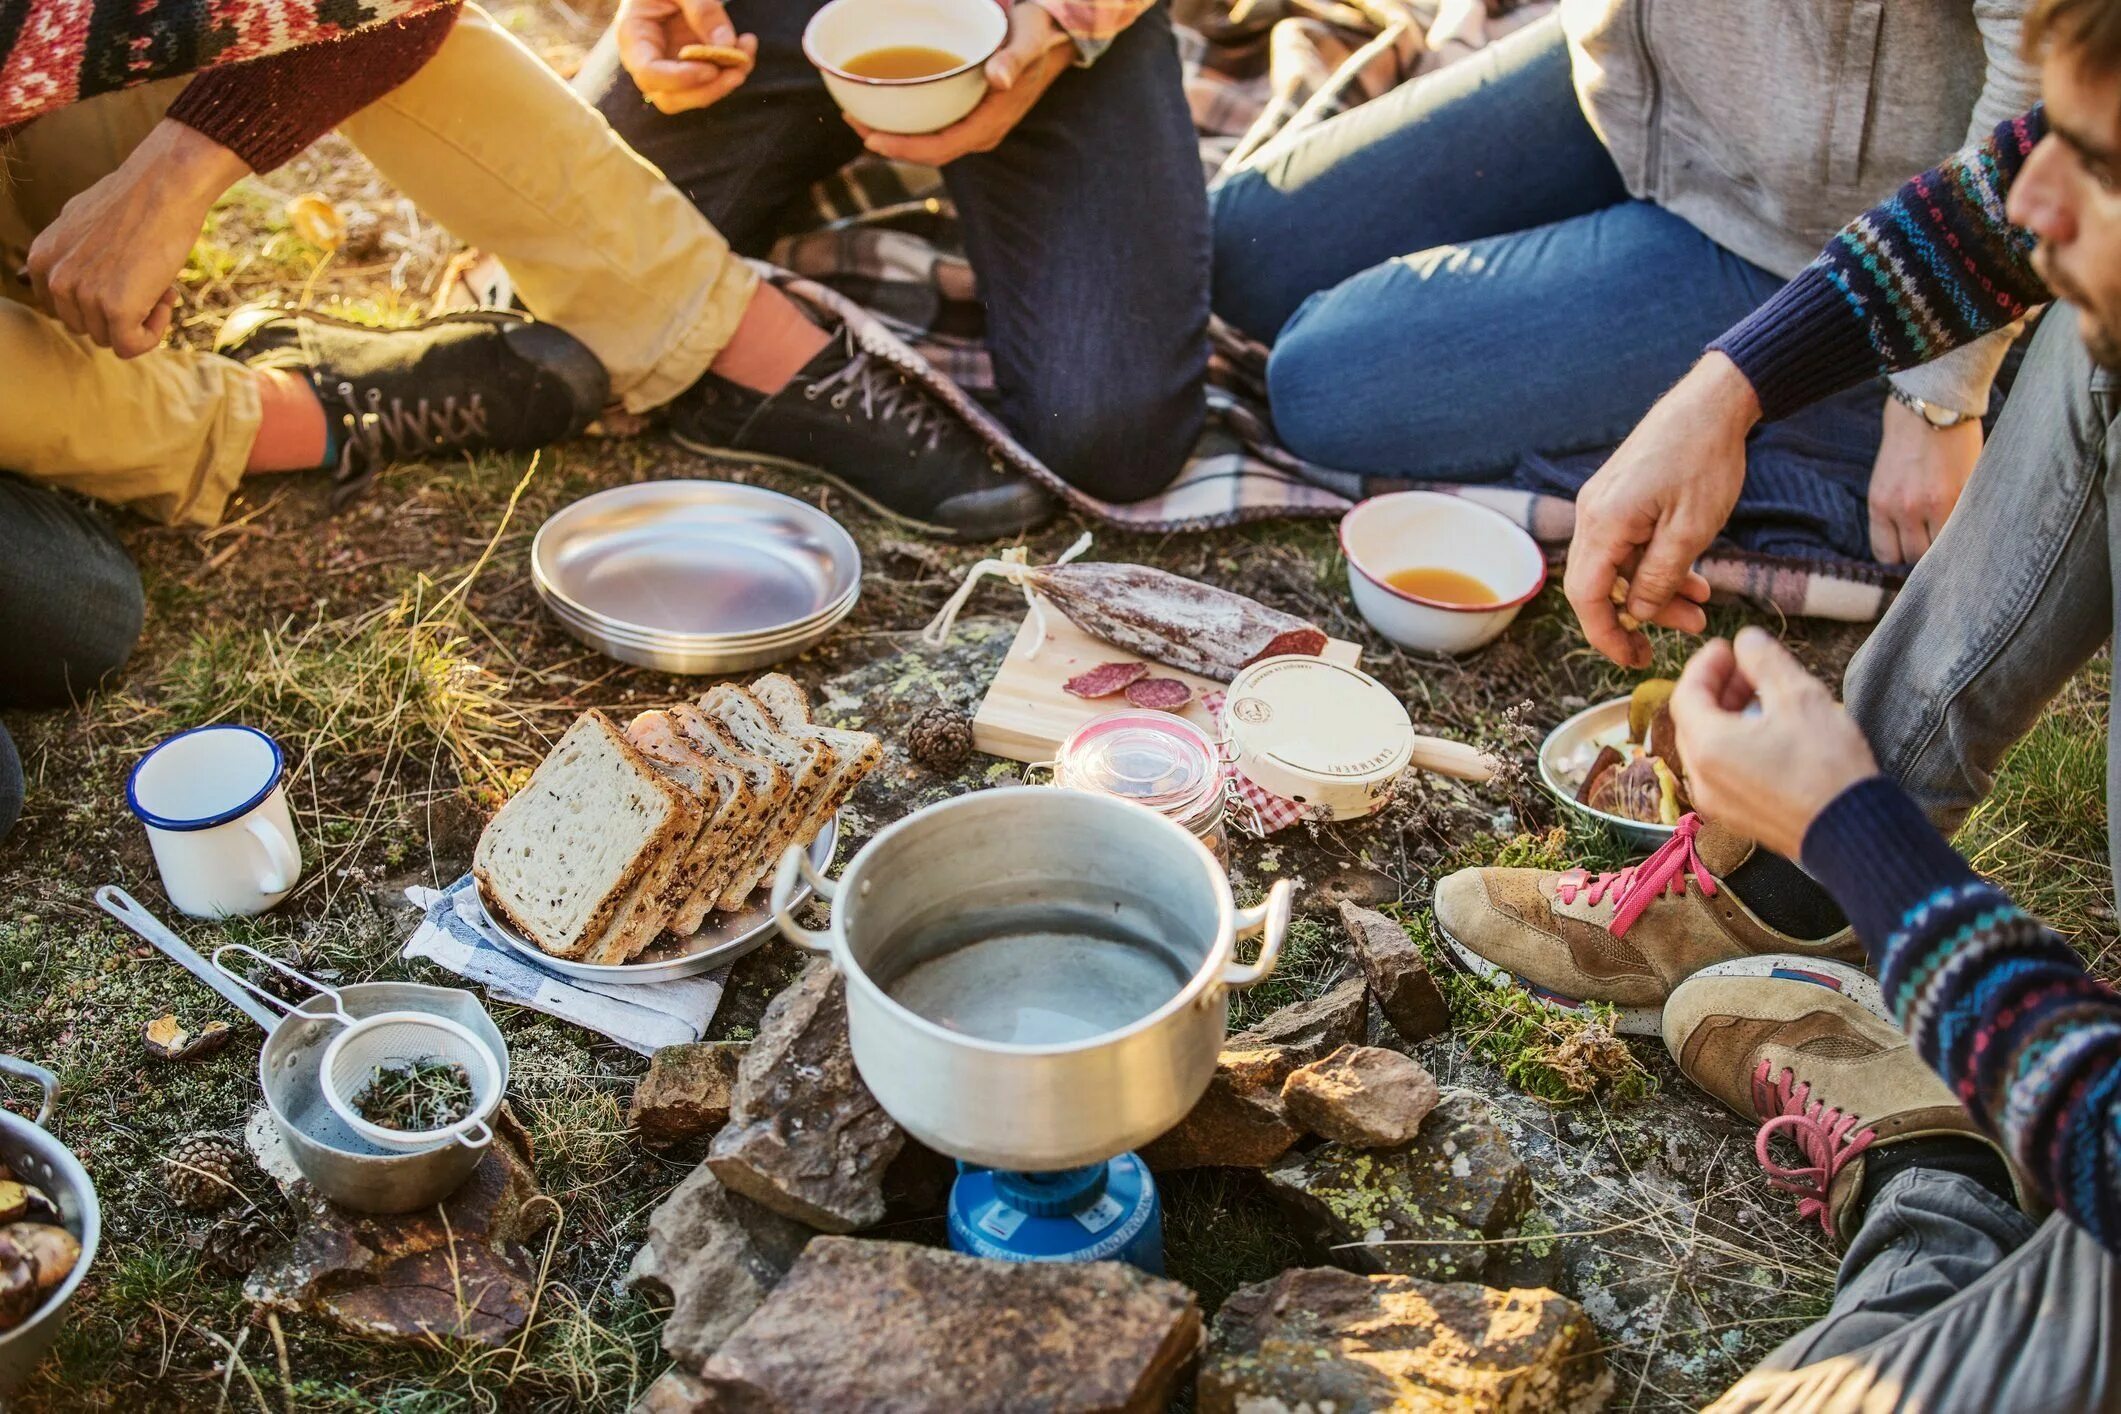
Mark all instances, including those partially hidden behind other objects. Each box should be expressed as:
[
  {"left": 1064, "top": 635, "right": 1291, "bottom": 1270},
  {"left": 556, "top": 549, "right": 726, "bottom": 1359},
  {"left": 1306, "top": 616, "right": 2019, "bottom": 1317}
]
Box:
[
  {"left": 1538, "top": 691, "right": 1685, "bottom": 851},
  {"left": 532, "top": 479, "right": 861, "bottom": 638},
  {"left": 478, "top": 811, "right": 841, "bottom": 983}
]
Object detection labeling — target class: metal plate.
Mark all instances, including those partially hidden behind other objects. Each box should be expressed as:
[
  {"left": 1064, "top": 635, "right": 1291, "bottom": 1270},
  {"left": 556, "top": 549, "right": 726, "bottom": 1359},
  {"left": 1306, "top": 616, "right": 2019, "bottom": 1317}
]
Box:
[
  {"left": 1537, "top": 697, "right": 1674, "bottom": 851},
  {"left": 533, "top": 481, "right": 862, "bottom": 639},
  {"left": 536, "top": 581, "right": 856, "bottom": 675},
  {"left": 477, "top": 813, "right": 841, "bottom": 983}
]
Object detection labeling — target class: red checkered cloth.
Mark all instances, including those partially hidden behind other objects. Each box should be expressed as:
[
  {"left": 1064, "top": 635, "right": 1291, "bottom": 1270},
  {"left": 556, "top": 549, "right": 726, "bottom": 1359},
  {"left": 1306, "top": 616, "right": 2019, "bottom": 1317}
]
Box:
[{"left": 1203, "top": 690, "right": 1317, "bottom": 836}]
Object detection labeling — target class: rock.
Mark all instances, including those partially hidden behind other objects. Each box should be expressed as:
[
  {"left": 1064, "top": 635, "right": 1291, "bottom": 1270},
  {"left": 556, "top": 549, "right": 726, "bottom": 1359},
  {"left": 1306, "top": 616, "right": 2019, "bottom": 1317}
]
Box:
[
  {"left": 1200, "top": 1266, "right": 1612, "bottom": 1413},
  {"left": 1282, "top": 1044, "right": 1440, "bottom": 1146},
  {"left": 628, "top": 1164, "right": 812, "bottom": 1371},
  {"left": 1340, "top": 901, "right": 1451, "bottom": 1042},
  {"left": 697, "top": 1237, "right": 1200, "bottom": 1412},
  {"left": 1140, "top": 977, "right": 1366, "bottom": 1171},
  {"left": 631, "top": 1369, "right": 717, "bottom": 1414},
  {"left": 245, "top": 1108, "right": 552, "bottom": 1348},
  {"left": 1309, "top": 866, "right": 1403, "bottom": 913},
  {"left": 1263, "top": 1090, "right": 1531, "bottom": 1282},
  {"left": 706, "top": 960, "right": 904, "bottom": 1232},
  {"left": 630, "top": 1041, "right": 747, "bottom": 1147}
]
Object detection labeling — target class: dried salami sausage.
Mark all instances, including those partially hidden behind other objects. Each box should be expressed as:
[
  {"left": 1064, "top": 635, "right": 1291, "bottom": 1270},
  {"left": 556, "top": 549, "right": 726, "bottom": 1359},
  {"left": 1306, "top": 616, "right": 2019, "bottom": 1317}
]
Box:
[{"left": 1026, "top": 563, "right": 1326, "bottom": 683}]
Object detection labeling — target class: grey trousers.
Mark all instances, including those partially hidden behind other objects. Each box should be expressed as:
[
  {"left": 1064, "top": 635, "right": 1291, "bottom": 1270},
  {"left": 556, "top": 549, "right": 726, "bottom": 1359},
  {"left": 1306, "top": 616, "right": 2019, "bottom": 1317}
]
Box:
[{"left": 1717, "top": 308, "right": 2121, "bottom": 1411}]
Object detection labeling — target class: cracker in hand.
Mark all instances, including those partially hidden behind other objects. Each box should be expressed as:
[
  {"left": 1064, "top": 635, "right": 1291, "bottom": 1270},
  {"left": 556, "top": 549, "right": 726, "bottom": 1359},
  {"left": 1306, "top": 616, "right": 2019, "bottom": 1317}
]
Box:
[{"left": 679, "top": 42, "right": 753, "bottom": 68}]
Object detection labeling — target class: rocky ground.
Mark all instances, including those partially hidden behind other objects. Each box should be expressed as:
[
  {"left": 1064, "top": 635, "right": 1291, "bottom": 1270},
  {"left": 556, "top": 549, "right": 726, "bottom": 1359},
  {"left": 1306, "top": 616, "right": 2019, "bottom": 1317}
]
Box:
[{"left": 1, "top": 0, "right": 2113, "bottom": 1405}]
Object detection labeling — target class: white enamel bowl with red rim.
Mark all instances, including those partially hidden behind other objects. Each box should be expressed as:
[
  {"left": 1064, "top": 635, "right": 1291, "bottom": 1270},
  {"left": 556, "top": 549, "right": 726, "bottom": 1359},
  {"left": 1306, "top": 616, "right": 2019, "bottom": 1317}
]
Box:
[
  {"left": 1340, "top": 491, "right": 1548, "bottom": 655},
  {"left": 802, "top": 0, "right": 1007, "bottom": 135}
]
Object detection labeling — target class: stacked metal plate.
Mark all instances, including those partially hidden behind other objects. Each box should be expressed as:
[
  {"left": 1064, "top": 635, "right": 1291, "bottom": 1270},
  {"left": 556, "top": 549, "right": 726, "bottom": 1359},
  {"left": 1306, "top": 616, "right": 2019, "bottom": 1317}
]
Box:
[{"left": 533, "top": 481, "right": 861, "bottom": 674}]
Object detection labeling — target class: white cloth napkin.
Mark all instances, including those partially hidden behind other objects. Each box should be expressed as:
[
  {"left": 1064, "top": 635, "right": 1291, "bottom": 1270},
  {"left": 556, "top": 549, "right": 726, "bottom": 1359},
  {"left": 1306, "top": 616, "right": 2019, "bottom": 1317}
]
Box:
[{"left": 400, "top": 876, "right": 725, "bottom": 1054}]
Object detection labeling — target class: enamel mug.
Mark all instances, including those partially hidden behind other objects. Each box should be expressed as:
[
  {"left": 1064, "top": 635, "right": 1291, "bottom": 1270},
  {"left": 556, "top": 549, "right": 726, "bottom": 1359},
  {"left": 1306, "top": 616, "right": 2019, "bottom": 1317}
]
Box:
[{"left": 126, "top": 725, "right": 302, "bottom": 918}]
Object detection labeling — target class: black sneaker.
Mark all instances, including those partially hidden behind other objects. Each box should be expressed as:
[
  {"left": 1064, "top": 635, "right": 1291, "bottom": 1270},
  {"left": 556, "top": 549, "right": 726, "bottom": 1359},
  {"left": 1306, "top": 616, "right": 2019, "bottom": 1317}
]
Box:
[
  {"left": 669, "top": 327, "right": 1053, "bottom": 541},
  {"left": 216, "top": 303, "right": 610, "bottom": 506}
]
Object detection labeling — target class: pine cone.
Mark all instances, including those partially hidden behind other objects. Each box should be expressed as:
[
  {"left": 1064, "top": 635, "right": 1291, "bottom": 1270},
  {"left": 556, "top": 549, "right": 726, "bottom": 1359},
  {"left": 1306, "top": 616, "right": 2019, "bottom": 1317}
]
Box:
[
  {"left": 163, "top": 1134, "right": 246, "bottom": 1213},
  {"left": 906, "top": 704, "right": 974, "bottom": 773},
  {"left": 197, "top": 1211, "right": 277, "bottom": 1279}
]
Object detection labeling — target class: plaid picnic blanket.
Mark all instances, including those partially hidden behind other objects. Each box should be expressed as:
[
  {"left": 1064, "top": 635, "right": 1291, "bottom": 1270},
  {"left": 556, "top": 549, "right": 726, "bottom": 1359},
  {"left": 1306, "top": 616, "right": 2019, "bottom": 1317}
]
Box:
[{"left": 761, "top": 0, "right": 1903, "bottom": 623}]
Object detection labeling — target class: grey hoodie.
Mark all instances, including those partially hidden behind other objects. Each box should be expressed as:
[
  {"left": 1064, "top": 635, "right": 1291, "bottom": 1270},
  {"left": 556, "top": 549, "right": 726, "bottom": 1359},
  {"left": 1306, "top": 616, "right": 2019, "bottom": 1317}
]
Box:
[{"left": 1562, "top": 0, "right": 2040, "bottom": 414}]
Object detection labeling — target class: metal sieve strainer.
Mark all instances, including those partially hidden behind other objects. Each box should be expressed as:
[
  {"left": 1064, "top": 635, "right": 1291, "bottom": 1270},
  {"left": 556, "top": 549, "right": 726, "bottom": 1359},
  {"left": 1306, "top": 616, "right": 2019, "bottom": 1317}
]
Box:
[{"left": 212, "top": 945, "right": 502, "bottom": 1152}]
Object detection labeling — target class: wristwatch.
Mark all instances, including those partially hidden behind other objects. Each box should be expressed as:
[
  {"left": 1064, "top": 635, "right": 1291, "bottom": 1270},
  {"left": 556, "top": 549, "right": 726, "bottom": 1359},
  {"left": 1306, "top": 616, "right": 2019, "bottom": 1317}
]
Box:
[{"left": 1887, "top": 384, "right": 1975, "bottom": 429}]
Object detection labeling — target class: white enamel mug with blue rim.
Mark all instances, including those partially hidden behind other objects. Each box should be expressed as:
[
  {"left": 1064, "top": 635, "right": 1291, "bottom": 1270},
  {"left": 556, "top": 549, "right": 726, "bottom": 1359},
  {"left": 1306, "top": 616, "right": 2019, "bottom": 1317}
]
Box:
[{"left": 126, "top": 725, "right": 302, "bottom": 918}]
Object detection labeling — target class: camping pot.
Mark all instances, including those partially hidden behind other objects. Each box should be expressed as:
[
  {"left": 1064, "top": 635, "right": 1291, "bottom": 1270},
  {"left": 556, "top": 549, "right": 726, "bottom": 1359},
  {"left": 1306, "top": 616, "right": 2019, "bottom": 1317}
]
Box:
[
  {"left": 0, "top": 1057, "right": 101, "bottom": 1399},
  {"left": 772, "top": 788, "right": 1293, "bottom": 1171},
  {"left": 259, "top": 982, "right": 509, "bottom": 1214}
]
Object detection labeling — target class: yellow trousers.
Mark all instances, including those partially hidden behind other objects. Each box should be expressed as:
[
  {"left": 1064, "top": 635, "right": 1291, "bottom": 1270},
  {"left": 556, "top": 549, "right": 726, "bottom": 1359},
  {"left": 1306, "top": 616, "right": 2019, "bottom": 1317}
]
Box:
[{"left": 0, "top": 5, "right": 756, "bottom": 527}]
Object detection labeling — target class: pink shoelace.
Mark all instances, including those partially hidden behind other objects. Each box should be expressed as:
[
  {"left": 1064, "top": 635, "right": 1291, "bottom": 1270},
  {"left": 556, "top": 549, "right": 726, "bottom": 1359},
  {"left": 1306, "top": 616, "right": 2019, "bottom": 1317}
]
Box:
[
  {"left": 1554, "top": 812, "right": 1717, "bottom": 938},
  {"left": 1751, "top": 1060, "right": 1878, "bottom": 1240}
]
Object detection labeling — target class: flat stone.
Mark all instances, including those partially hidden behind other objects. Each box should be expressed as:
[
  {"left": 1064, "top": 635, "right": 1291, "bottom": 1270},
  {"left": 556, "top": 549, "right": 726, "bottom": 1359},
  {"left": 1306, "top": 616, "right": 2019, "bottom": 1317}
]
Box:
[
  {"left": 1263, "top": 1090, "right": 1531, "bottom": 1282},
  {"left": 697, "top": 1236, "right": 1200, "bottom": 1412},
  {"left": 1340, "top": 901, "right": 1452, "bottom": 1042},
  {"left": 1282, "top": 1044, "right": 1440, "bottom": 1147},
  {"left": 628, "top": 1163, "right": 813, "bottom": 1371},
  {"left": 630, "top": 1369, "right": 717, "bottom": 1414},
  {"left": 630, "top": 1041, "right": 747, "bottom": 1147},
  {"left": 245, "top": 1108, "right": 551, "bottom": 1348},
  {"left": 706, "top": 960, "right": 904, "bottom": 1232},
  {"left": 1140, "top": 977, "right": 1366, "bottom": 1171},
  {"left": 1201, "top": 1266, "right": 1612, "bottom": 1413}
]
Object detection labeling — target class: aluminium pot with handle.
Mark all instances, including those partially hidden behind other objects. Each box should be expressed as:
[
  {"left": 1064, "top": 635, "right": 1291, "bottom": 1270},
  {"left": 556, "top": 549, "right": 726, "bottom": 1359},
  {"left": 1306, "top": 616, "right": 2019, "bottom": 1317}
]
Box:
[
  {"left": 0, "top": 1056, "right": 100, "bottom": 1399},
  {"left": 772, "top": 787, "right": 1293, "bottom": 1172}
]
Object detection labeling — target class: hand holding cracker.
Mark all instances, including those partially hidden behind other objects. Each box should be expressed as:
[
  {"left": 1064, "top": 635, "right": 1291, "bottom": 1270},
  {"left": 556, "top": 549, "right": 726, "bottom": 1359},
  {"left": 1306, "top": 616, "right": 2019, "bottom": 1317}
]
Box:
[{"left": 616, "top": 0, "right": 758, "bottom": 114}]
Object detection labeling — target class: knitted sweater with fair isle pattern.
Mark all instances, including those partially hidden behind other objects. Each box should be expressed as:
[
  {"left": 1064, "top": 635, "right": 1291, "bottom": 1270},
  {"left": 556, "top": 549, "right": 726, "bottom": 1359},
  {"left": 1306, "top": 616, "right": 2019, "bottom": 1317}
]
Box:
[
  {"left": 1712, "top": 107, "right": 2052, "bottom": 420},
  {"left": 3, "top": 0, "right": 458, "bottom": 172},
  {"left": 1802, "top": 778, "right": 2121, "bottom": 1256}
]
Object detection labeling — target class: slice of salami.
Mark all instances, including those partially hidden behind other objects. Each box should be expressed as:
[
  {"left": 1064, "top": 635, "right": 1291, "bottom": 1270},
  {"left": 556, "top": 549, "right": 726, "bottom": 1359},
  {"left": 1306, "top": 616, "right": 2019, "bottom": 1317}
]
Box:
[
  {"left": 1124, "top": 677, "right": 1194, "bottom": 710},
  {"left": 1064, "top": 660, "right": 1150, "bottom": 699},
  {"left": 1243, "top": 626, "right": 1330, "bottom": 666}
]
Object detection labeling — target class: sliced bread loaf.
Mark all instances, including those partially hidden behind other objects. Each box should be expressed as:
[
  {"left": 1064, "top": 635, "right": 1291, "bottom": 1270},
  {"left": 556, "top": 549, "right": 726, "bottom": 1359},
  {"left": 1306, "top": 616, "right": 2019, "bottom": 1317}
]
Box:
[
  {"left": 699, "top": 685, "right": 839, "bottom": 908},
  {"left": 752, "top": 674, "right": 883, "bottom": 860},
  {"left": 473, "top": 710, "right": 701, "bottom": 961},
  {"left": 671, "top": 704, "right": 793, "bottom": 917},
  {"left": 623, "top": 710, "right": 735, "bottom": 934}
]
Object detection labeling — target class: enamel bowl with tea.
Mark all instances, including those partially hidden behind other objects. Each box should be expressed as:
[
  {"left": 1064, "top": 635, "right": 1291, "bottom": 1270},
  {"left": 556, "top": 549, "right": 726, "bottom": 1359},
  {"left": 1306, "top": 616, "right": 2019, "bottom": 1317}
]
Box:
[
  {"left": 803, "top": 0, "right": 1007, "bottom": 135},
  {"left": 771, "top": 788, "right": 1294, "bottom": 1172},
  {"left": 1340, "top": 491, "right": 1547, "bottom": 654}
]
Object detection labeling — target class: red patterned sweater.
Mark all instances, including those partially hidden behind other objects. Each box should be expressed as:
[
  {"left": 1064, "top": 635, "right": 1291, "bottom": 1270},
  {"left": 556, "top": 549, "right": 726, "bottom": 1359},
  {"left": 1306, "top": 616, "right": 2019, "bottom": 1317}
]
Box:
[{"left": 2, "top": 0, "right": 460, "bottom": 172}]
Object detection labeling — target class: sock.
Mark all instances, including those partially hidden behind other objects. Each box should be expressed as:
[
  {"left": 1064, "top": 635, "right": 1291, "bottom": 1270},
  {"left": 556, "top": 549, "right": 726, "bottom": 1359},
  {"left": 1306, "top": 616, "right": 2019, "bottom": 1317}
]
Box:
[
  {"left": 243, "top": 367, "right": 331, "bottom": 473},
  {"left": 1856, "top": 1135, "right": 2018, "bottom": 1223},
  {"left": 1725, "top": 848, "right": 1849, "bottom": 939},
  {"left": 706, "top": 284, "right": 832, "bottom": 395}
]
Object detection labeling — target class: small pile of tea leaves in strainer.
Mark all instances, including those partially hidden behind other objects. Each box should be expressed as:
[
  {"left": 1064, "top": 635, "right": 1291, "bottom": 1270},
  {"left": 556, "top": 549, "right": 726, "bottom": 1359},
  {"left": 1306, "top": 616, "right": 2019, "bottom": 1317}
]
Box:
[{"left": 352, "top": 1056, "right": 474, "bottom": 1132}]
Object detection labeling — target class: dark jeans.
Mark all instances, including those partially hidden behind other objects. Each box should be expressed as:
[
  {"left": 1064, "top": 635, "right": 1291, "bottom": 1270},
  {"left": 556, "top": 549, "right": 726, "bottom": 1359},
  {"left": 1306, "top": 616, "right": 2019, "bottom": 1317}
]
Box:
[
  {"left": 574, "top": 3, "right": 1211, "bottom": 503},
  {"left": 0, "top": 473, "right": 144, "bottom": 838},
  {"left": 1208, "top": 14, "right": 1883, "bottom": 502}
]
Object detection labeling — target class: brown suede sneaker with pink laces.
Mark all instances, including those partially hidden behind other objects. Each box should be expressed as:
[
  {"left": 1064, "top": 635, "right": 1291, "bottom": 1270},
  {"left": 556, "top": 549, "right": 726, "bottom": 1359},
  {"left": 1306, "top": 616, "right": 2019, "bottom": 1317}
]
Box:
[
  {"left": 1662, "top": 956, "right": 2026, "bottom": 1244},
  {"left": 1433, "top": 814, "right": 1866, "bottom": 1034}
]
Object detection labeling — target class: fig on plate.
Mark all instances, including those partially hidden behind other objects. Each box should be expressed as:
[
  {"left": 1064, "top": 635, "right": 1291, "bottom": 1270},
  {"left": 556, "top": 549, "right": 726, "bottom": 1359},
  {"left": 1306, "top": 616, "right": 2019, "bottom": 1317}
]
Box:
[
  {"left": 1586, "top": 755, "right": 1665, "bottom": 823},
  {"left": 1574, "top": 745, "right": 1625, "bottom": 806}
]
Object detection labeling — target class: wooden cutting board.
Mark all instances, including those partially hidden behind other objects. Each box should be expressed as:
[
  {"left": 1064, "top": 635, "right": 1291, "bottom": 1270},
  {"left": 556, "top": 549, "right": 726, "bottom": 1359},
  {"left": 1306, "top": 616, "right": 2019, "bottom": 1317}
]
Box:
[{"left": 970, "top": 596, "right": 1498, "bottom": 783}]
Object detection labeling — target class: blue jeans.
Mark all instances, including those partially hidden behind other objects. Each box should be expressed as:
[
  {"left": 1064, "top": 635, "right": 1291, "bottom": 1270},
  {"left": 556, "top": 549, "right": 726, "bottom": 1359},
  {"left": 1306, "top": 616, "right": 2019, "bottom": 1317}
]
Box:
[
  {"left": 0, "top": 473, "right": 144, "bottom": 840},
  {"left": 575, "top": 6, "right": 1210, "bottom": 503},
  {"left": 1209, "top": 13, "right": 1883, "bottom": 551}
]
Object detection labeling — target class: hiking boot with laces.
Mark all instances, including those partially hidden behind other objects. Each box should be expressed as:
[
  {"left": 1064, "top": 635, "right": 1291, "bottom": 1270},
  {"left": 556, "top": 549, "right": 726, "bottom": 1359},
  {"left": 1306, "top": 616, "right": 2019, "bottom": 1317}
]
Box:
[
  {"left": 216, "top": 303, "right": 609, "bottom": 506},
  {"left": 669, "top": 327, "right": 1053, "bottom": 541},
  {"left": 1663, "top": 956, "right": 2028, "bottom": 1244},
  {"left": 1433, "top": 814, "right": 1866, "bottom": 1034}
]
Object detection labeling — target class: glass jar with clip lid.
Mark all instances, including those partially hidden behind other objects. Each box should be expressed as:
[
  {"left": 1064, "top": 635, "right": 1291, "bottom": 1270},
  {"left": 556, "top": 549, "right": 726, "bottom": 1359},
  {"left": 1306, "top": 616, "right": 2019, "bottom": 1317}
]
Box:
[{"left": 1050, "top": 709, "right": 1230, "bottom": 863}]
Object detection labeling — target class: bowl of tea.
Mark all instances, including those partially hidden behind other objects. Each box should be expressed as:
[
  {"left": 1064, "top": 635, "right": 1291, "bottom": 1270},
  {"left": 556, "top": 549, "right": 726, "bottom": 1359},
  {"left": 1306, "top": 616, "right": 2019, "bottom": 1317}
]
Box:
[
  {"left": 1339, "top": 491, "right": 1547, "bottom": 654},
  {"left": 803, "top": 0, "right": 1007, "bottom": 135}
]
